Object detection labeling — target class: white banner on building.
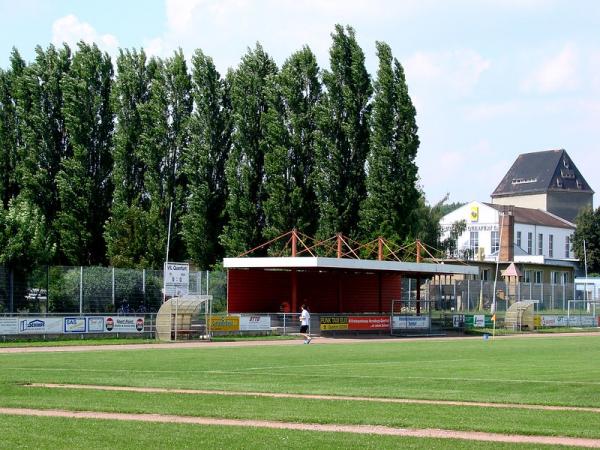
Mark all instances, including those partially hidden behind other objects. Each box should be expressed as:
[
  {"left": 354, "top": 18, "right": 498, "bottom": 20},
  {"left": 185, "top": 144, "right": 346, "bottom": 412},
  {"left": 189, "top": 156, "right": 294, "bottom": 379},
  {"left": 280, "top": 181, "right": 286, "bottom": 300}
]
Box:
[
  {"left": 392, "top": 316, "right": 430, "bottom": 329},
  {"left": 240, "top": 315, "right": 271, "bottom": 331},
  {"left": 164, "top": 262, "right": 190, "bottom": 297}
]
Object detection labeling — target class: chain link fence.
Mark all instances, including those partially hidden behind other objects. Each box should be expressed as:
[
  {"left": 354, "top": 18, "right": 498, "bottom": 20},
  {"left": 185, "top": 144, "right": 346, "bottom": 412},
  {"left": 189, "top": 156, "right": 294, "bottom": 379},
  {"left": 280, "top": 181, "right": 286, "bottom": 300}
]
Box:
[
  {"left": 427, "top": 280, "right": 583, "bottom": 313},
  {"left": 0, "top": 266, "right": 227, "bottom": 314}
]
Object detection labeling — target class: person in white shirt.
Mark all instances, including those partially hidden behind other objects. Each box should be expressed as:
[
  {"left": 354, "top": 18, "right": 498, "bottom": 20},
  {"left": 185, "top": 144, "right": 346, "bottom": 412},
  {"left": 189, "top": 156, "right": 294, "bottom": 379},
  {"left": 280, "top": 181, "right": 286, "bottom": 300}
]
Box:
[{"left": 299, "top": 304, "right": 311, "bottom": 344}]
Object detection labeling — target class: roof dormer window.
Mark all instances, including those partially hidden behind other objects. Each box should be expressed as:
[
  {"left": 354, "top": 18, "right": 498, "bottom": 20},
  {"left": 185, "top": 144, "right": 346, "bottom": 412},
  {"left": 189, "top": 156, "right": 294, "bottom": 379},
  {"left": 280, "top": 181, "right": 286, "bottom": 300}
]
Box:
[{"left": 511, "top": 177, "right": 537, "bottom": 185}]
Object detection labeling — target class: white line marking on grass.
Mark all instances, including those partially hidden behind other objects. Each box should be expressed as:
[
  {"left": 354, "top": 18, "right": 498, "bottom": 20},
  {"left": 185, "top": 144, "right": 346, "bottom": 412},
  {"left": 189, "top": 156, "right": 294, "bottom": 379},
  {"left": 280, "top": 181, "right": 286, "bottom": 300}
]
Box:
[
  {"left": 27, "top": 383, "right": 600, "bottom": 414},
  {"left": 1, "top": 406, "right": 600, "bottom": 448}
]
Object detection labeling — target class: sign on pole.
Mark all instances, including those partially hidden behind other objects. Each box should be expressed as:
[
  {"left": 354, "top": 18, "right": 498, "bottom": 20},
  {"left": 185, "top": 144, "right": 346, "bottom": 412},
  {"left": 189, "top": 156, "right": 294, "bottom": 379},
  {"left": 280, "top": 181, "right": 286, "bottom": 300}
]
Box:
[{"left": 163, "top": 262, "right": 189, "bottom": 297}]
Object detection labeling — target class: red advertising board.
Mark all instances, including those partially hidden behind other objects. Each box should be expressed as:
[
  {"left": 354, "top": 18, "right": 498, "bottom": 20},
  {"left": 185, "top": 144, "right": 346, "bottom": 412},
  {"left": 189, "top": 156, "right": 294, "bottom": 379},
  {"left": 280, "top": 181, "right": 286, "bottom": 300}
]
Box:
[{"left": 348, "top": 316, "right": 390, "bottom": 330}]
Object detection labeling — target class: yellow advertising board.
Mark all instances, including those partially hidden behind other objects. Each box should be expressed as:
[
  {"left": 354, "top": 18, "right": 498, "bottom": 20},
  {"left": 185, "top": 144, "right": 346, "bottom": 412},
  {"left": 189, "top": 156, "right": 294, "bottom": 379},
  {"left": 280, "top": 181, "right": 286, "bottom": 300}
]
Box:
[
  {"left": 320, "top": 316, "right": 349, "bottom": 331},
  {"left": 210, "top": 315, "right": 240, "bottom": 331}
]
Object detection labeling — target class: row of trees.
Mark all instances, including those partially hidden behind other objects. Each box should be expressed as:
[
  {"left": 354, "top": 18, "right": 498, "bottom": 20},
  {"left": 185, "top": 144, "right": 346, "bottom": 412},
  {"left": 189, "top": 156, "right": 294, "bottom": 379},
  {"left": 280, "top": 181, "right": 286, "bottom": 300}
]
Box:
[{"left": 0, "top": 25, "right": 442, "bottom": 271}]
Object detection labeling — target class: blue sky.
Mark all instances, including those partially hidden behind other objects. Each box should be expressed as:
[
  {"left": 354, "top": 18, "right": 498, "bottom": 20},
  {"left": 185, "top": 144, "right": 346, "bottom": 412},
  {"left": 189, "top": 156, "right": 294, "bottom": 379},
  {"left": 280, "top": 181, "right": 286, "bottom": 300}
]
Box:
[{"left": 1, "top": 0, "right": 599, "bottom": 206}]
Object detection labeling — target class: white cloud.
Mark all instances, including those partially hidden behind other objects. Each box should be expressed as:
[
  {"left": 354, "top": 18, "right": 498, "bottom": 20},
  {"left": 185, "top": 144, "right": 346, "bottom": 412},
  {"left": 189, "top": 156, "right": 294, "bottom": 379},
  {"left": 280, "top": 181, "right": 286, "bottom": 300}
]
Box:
[
  {"left": 520, "top": 44, "right": 579, "bottom": 94},
  {"left": 52, "top": 14, "right": 119, "bottom": 54},
  {"left": 404, "top": 49, "right": 491, "bottom": 98}
]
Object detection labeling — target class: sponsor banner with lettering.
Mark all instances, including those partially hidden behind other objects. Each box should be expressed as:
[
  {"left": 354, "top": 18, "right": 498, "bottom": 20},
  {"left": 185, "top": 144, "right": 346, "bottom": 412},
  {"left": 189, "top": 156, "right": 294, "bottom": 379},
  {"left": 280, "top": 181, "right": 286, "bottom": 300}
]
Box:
[
  {"left": 0, "top": 316, "right": 145, "bottom": 335},
  {"left": 538, "top": 315, "right": 597, "bottom": 327},
  {"left": 392, "top": 316, "right": 430, "bottom": 329},
  {"left": 104, "top": 317, "right": 145, "bottom": 333},
  {"left": 18, "top": 317, "right": 63, "bottom": 334},
  {"left": 320, "top": 316, "right": 349, "bottom": 331},
  {"left": 64, "top": 317, "right": 86, "bottom": 333},
  {"left": 348, "top": 316, "right": 390, "bottom": 330},
  {"left": 210, "top": 315, "right": 240, "bottom": 332},
  {"left": 464, "top": 314, "right": 493, "bottom": 328},
  {"left": 240, "top": 315, "right": 271, "bottom": 331},
  {"left": 0, "top": 317, "right": 18, "bottom": 334}
]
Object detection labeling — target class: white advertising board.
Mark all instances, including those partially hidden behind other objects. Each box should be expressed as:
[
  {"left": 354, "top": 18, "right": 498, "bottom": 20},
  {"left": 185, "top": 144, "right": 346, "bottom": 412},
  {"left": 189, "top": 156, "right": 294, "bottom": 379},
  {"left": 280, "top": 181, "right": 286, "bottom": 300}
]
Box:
[
  {"left": 0, "top": 317, "right": 18, "bottom": 334},
  {"left": 473, "top": 315, "right": 486, "bottom": 328},
  {"left": 392, "top": 316, "right": 430, "bottom": 329},
  {"left": 103, "top": 316, "right": 145, "bottom": 333},
  {"left": 164, "top": 262, "right": 189, "bottom": 297},
  {"left": 540, "top": 315, "right": 597, "bottom": 327},
  {"left": 64, "top": 317, "right": 87, "bottom": 333},
  {"left": 18, "top": 317, "right": 63, "bottom": 334},
  {"left": 0, "top": 316, "right": 145, "bottom": 335},
  {"left": 240, "top": 315, "right": 271, "bottom": 331}
]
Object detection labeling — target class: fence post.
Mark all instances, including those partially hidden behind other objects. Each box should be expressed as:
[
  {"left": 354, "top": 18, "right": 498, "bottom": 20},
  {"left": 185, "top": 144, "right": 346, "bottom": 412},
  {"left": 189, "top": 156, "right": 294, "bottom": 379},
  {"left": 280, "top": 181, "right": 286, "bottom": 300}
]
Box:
[
  {"left": 467, "top": 279, "right": 470, "bottom": 311},
  {"left": 8, "top": 268, "right": 13, "bottom": 313},
  {"left": 79, "top": 266, "right": 83, "bottom": 315}
]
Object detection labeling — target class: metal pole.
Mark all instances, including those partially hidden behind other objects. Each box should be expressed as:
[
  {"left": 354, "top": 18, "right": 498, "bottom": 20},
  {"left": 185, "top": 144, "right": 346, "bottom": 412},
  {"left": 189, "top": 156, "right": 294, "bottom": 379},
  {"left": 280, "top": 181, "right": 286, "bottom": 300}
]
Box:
[
  {"left": 79, "top": 266, "right": 83, "bottom": 315},
  {"left": 584, "top": 239, "right": 589, "bottom": 309},
  {"left": 163, "top": 202, "right": 173, "bottom": 304},
  {"left": 112, "top": 267, "right": 115, "bottom": 309},
  {"left": 467, "top": 279, "right": 470, "bottom": 312}
]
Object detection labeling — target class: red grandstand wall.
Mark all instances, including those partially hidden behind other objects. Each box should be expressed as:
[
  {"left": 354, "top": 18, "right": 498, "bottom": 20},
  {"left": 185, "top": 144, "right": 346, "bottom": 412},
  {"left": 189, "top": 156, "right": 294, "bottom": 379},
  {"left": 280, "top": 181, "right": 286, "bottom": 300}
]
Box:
[{"left": 227, "top": 268, "right": 402, "bottom": 313}]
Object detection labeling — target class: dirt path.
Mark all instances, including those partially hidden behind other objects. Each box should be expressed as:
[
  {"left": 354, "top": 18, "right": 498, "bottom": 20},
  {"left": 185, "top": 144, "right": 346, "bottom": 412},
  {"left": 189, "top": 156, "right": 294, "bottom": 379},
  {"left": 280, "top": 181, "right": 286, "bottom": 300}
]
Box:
[
  {"left": 29, "top": 383, "right": 600, "bottom": 414},
  {"left": 1, "top": 332, "right": 597, "bottom": 354},
  {"left": 1, "top": 406, "right": 599, "bottom": 448}
]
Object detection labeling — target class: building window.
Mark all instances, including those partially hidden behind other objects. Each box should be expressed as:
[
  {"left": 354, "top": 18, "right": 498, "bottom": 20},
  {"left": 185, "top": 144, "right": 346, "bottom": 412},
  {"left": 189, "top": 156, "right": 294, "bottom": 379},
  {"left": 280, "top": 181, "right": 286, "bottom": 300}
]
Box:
[
  {"left": 527, "top": 232, "right": 533, "bottom": 255},
  {"left": 470, "top": 231, "right": 479, "bottom": 253},
  {"left": 549, "top": 234, "right": 554, "bottom": 258},
  {"left": 538, "top": 233, "right": 544, "bottom": 256},
  {"left": 516, "top": 231, "right": 521, "bottom": 248},
  {"left": 491, "top": 231, "right": 499, "bottom": 254},
  {"left": 534, "top": 271, "right": 543, "bottom": 284},
  {"left": 551, "top": 271, "right": 558, "bottom": 284},
  {"left": 524, "top": 270, "right": 532, "bottom": 283},
  {"left": 565, "top": 236, "right": 570, "bottom": 258},
  {"left": 481, "top": 269, "right": 490, "bottom": 281},
  {"left": 561, "top": 272, "right": 569, "bottom": 284}
]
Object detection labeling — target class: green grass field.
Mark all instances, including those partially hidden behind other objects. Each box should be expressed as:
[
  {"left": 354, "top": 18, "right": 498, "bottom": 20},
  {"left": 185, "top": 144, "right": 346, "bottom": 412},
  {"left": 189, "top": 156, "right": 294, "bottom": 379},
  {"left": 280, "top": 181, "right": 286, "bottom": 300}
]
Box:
[{"left": 1, "top": 335, "right": 600, "bottom": 448}]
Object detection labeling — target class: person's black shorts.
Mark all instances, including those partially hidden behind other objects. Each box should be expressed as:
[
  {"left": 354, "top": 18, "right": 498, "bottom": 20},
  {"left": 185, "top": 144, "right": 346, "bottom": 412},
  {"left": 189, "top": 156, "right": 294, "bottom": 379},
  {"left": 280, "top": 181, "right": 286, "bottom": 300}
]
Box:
[{"left": 300, "top": 325, "right": 309, "bottom": 333}]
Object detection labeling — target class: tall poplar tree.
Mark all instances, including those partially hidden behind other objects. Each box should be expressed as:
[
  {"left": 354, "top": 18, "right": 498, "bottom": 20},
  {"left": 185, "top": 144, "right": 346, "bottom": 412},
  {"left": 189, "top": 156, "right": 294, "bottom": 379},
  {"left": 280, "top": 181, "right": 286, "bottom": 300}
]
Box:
[
  {"left": 58, "top": 42, "right": 113, "bottom": 265},
  {"left": 221, "top": 43, "right": 277, "bottom": 256},
  {"left": 263, "top": 46, "right": 321, "bottom": 240},
  {"left": 0, "top": 65, "right": 20, "bottom": 207},
  {"left": 359, "top": 41, "right": 420, "bottom": 242},
  {"left": 314, "top": 25, "right": 372, "bottom": 239},
  {"left": 105, "top": 49, "right": 153, "bottom": 267},
  {"left": 13, "top": 45, "right": 71, "bottom": 260},
  {"left": 181, "top": 49, "right": 231, "bottom": 268}
]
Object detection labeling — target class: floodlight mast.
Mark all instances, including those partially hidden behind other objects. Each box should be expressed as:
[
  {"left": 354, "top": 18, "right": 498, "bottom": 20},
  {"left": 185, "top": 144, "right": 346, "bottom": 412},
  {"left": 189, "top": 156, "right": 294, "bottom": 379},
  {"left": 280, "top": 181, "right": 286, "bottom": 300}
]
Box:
[
  {"left": 163, "top": 201, "right": 173, "bottom": 304},
  {"left": 492, "top": 211, "right": 504, "bottom": 339}
]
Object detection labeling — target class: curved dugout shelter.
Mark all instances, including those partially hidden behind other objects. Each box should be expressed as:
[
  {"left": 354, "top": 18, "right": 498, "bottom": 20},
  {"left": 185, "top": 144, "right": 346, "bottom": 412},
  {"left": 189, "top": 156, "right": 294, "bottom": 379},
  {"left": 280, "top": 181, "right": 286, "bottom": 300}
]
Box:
[
  {"left": 224, "top": 256, "right": 478, "bottom": 314},
  {"left": 156, "top": 295, "right": 212, "bottom": 341}
]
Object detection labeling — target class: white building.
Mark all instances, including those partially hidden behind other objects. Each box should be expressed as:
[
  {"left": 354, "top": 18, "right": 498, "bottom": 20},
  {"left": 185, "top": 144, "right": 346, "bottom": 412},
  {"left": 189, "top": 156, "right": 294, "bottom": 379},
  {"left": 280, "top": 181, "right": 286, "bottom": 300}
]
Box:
[{"left": 440, "top": 201, "right": 577, "bottom": 283}]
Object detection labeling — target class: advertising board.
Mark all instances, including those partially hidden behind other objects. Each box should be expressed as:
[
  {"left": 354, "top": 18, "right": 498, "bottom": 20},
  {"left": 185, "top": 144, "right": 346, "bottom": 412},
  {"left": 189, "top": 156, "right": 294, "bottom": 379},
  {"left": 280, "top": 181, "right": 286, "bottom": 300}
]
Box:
[
  {"left": 239, "top": 315, "right": 271, "bottom": 331},
  {"left": 392, "top": 316, "right": 430, "bottom": 329}
]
